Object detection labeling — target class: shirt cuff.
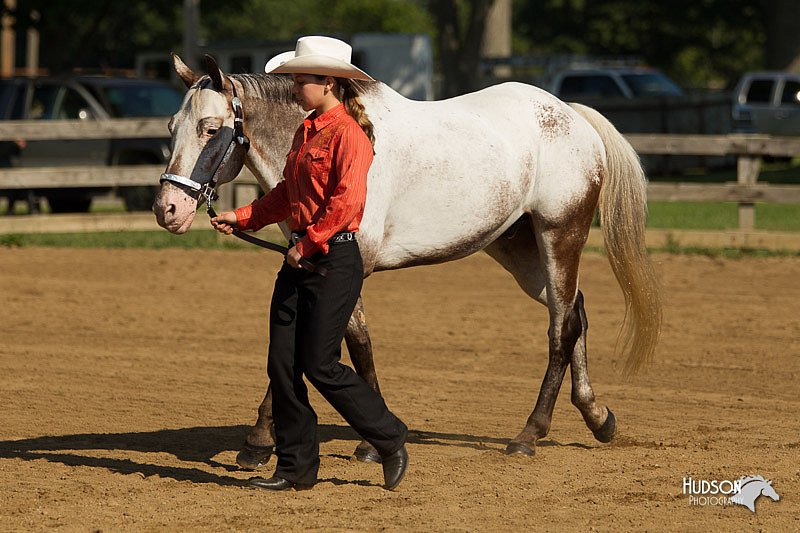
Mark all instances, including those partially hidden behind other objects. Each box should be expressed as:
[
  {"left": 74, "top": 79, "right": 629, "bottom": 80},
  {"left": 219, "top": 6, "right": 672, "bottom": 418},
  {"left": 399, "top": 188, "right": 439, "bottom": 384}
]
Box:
[
  {"left": 233, "top": 205, "right": 253, "bottom": 230},
  {"left": 295, "top": 235, "right": 326, "bottom": 258}
]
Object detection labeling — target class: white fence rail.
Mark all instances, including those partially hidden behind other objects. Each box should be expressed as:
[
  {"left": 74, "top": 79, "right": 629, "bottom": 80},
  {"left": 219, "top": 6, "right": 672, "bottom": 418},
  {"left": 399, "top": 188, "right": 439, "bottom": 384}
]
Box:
[{"left": 1, "top": 119, "right": 799, "bottom": 239}]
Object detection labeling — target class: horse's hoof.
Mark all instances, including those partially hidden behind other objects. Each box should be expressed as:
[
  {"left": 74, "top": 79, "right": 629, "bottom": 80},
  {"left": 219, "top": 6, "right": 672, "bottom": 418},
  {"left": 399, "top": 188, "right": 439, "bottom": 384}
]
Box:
[
  {"left": 236, "top": 442, "right": 274, "bottom": 470},
  {"left": 354, "top": 443, "right": 382, "bottom": 463},
  {"left": 592, "top": 408, "right": 617, "bottom": 443},
  {"left": 505, "top": 441, "right": 535, "bottom": 456}
]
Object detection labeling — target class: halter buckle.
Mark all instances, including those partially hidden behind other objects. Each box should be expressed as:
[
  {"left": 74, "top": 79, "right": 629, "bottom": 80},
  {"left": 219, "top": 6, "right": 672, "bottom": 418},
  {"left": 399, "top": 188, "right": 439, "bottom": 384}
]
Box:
[{"left": 200, "top": 183, "right": 218, "bottom": 205}]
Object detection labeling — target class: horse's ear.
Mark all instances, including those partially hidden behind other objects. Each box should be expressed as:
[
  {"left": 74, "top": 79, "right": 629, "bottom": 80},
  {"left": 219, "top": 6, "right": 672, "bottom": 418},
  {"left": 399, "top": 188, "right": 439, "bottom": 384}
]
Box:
[
  {"left": 204, "top": 54, "right": 230, "bottom": 92},
  {"left": 172, "top": 53, "right": 199, "bottom": 88}
]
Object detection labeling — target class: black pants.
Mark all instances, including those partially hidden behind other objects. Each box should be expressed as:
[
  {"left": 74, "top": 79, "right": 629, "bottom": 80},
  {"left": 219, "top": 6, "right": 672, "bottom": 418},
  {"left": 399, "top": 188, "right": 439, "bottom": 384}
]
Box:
[{"left": 267, "top": 240, "right": 407, "bottom": 485}]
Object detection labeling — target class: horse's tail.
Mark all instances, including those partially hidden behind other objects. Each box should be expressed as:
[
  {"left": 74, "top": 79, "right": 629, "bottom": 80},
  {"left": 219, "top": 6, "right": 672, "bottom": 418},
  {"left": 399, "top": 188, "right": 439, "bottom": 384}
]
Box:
[{"left": 569, "top": 102, "right": 662, "bottom": 377}]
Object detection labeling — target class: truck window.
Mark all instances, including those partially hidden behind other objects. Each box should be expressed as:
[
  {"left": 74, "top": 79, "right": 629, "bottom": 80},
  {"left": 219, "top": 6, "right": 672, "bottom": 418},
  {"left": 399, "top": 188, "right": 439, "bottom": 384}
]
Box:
[
  {"left": 744, "top": 79, "right": 774, "bottom": 104},
  {"left": 620, "top": 73, "right": 683, "bottom": 96},
  {"left": 559, "top": 75, "right": 624, "bottom": 98},
  {"left": 780, "top": 80, "right": 800, "bottom": 106},
  {"left": 57, "top": 88, "right": 92, "bottom": 119},
  {"left": 230, "top": 55, "right": 252, "bottom": 73},
  {"left": 30, "top": 84, "right": 60, "bottom": 119},
  {"left": 100, "top": 85, "right": 182, "bottom": 117},
  {"left": 0, "top": 82, "right": 28, "bottom": 119}
]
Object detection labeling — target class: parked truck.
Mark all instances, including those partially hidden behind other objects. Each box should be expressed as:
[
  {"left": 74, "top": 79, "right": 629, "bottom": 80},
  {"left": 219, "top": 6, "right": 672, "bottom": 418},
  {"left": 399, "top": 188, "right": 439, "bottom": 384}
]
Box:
[
  {"left": 136, "top": 33, "right": 434, "bottom": 101},
  {"left": 0, "top": 75, "right": 182, "bottom": 213}
]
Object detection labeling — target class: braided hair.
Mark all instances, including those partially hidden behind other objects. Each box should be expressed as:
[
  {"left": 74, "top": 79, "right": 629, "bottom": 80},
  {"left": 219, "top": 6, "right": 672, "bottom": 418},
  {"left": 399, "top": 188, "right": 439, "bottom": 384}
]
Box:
[{"left": 336, "top": 78, "right": 375, "bottom": 148}]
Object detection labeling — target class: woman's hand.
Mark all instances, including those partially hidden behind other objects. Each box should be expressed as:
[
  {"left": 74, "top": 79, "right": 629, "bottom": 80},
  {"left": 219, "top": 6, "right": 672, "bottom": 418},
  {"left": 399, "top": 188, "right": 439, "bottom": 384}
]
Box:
[
  {"left": 287, "top": 246, "right": 303, "bottom": 268},
  {"left": 210, "top": 211, "right": 237, "bottom": 235}
]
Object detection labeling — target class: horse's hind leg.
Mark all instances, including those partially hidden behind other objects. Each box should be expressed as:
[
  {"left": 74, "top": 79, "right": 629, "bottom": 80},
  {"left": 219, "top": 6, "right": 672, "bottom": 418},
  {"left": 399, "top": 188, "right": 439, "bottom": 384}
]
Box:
[
  {"left": 569, "top": 292, "right": 616, "bottom": 442},
  {"left": 343, "top": 298, "right": 384, "bottom": 463},
  {"left": 237, "top": 386, "right": 275, "bottom": 470},
  {"left": 486, "top": 213, "right": 613, "bottom": 455},
  {"left": 504, "top": 227, "right": 580, "bottom": 456},
  {"left": 236, "top": 296, "right": 382, "bottom": 469},
  {"left": 484, "top": 220, "right": 561, "bottom": 455}
]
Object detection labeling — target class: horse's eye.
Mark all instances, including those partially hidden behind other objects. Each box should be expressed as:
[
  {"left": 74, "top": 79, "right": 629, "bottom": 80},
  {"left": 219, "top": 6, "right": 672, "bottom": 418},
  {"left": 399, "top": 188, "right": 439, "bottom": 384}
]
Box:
[{"left": 208, "top": 128, "right": 219, "bottom": 136}]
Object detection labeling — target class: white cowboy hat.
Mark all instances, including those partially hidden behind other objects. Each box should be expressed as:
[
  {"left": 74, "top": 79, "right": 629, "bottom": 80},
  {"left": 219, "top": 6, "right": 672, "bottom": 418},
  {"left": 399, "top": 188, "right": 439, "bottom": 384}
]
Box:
[{"left": 264, "top": 36, "right": 374, "bottom": 81}]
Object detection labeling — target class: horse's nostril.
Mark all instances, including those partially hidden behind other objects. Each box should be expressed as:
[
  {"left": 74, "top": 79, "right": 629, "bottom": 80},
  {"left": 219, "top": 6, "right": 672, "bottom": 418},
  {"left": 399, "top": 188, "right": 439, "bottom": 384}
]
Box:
[{"left": 166, "top": 202, "right": 176, "bottom": 216}]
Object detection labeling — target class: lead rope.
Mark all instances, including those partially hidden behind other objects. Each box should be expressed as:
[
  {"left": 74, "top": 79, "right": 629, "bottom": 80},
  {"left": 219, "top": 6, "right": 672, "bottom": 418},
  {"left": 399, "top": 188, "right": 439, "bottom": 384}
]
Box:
[
  {"left": 202, "top": 81, "right": 328, "bottom": 277},
  {"left": 205, "top": 201, "right": 328, "bottom": 277}
]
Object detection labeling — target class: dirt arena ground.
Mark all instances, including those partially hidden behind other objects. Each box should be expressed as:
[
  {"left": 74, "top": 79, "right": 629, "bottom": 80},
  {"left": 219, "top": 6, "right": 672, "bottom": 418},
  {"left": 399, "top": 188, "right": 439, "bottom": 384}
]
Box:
[{"left": 1, "top": 245, "right": 798, "bottom": 531}]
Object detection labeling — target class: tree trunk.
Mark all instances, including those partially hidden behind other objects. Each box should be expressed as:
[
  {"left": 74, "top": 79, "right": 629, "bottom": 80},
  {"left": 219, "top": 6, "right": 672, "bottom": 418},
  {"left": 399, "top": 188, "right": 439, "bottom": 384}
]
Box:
[
  {"left": 431, "top": 0, "right": 495, "bottom": 98},
  {"left": 763, "top": 0, "right": 800, "bottom": 72},
  {"left": 482, "top": 0, "right": 511, "bottom": 78}
]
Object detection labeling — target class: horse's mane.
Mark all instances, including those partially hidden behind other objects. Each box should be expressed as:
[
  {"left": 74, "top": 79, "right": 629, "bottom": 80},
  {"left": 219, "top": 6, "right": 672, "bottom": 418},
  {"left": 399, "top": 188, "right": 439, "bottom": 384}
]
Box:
[
  {"left": 348, "top": 78, "right": 380, "bottom": 96},
  {"left": 228, "top": 73, "right": 380, "bottom": 104},
  {"left": 229, "top": 73, "right": 295, "bottom": 104},
  {"left": 738, "top": 475, "right": 767, "bottom": 486}
]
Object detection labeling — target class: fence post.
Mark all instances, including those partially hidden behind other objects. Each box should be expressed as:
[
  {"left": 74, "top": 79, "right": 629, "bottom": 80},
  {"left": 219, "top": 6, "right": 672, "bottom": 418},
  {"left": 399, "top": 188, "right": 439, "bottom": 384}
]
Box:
[
  {"left": 216, "top": 182, "right": 235, "bottom": 213},
  {"left": 736, "top": 155, "right": 760, "bottom": 230}
]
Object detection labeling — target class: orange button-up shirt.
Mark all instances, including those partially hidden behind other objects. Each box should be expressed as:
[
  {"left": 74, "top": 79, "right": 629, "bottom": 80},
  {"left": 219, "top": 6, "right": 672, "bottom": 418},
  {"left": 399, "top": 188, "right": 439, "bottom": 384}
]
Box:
[{"left": 234, "top": 103, "right": 373, "bottom": 258}]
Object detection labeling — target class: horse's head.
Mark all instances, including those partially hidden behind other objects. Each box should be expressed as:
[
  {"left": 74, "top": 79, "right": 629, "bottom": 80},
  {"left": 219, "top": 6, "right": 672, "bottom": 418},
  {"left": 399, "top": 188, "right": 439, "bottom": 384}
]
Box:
[
  {"left": 153, "top": 54, "right": 250, "bottom": 234},
  {"left": 762, "top": 480, "right": 780, "bottom": 502}
]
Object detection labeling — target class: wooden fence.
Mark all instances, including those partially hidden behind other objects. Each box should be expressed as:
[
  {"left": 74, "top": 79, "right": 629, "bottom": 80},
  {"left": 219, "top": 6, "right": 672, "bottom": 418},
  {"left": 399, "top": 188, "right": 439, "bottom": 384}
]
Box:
[
  {"left": 627, "top": 133, "right": 800, "bottom": 230},
  {"left": 1, "top": 118, "right": 799, "bottom": 241}
]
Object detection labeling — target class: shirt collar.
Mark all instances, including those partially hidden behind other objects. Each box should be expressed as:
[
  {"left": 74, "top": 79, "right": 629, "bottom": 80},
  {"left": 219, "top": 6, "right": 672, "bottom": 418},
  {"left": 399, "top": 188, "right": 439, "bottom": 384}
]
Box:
[{"left": 307, "top": 103, "right": 347, "bottom": 131}]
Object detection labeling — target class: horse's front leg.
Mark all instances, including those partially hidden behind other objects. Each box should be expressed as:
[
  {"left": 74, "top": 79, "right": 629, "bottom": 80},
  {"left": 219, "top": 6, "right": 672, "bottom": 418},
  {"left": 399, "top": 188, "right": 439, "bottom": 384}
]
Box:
[{"left": 236, "top": 296, "right": 383, "bottom": 469}]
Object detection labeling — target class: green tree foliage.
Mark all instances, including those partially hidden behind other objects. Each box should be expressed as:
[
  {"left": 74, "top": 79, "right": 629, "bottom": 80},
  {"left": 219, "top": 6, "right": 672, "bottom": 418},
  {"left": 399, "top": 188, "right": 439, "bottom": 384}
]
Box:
[
  {"left": 200, "top": 0, "right": 434, "bottom": 43},
  {"left": 513, "top": 0, "right": 766, "bottom": 89},
  {"left": 14, "top": 0, "right": 182, "bottom": 74},
  {"left": 12, "top": 1, "right": 433, "bottom": 75},
  {"left": 7, "top": 0, "right": 776, "bottom": 92}
]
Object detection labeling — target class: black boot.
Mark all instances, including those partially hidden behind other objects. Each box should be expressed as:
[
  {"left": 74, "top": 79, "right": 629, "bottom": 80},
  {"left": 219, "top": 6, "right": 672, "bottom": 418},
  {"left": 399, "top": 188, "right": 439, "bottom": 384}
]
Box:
[
  {"left": 249, "top": 475, "right": 314, "bottom": 491},
  {"left": 381, "top": 446, "right": 408, "bottom": 490}
]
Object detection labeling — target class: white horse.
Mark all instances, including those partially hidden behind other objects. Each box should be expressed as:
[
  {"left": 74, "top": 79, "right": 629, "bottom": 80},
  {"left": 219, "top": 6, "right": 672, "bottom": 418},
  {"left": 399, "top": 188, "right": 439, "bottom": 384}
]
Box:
[{"left": 153, "top": 55, "right": 661, "bottom": 466}]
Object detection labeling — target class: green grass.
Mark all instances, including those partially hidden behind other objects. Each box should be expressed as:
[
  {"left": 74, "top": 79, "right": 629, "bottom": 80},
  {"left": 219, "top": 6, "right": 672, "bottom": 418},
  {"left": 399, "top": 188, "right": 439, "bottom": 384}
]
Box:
[
  {"left": 0, "top": 230, "right": 282, "bottom": 250},
  {"left": 1, "top": 201, "right": 798, "bottom": 255},
  {"left": 3, "top": 227, "right": 798, "bottom": 257},
  {"left": 645, "top": 201, "right": 800, "bottom": 231},
  {"left": 646, "top": 201, "right": 737, "bottom": 230},
  {"left": 752, "top": 203, "right": 800, "bottom": 231},
  {"left": 584, "top": 243, "right": 799, "bottom": 258}
]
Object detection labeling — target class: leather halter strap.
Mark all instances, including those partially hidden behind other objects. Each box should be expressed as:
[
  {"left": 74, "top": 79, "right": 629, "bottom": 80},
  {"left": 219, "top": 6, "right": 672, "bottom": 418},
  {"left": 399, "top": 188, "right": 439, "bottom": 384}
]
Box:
[
  {"left": 159, "top": 79, "right": 249, "bottom": 195},
  {"left": 159, "top": 77, "right": 328, "bottom": 277}
]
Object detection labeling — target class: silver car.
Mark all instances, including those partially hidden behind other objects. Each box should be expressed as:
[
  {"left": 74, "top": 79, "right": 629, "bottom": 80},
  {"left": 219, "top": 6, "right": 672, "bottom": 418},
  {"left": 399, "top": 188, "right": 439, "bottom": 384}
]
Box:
[{"left": 732, "top": 71, "right": 800, "bottom": 135}]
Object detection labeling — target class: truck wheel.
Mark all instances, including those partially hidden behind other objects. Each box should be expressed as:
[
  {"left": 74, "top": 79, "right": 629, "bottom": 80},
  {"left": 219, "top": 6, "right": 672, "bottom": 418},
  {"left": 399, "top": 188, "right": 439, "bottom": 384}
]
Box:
[
  {"left": 120, "top": 186, "right": 159, "bottom": 212},
  {"left": 47, "top": 194, "right": 92, "bottom": 213}
]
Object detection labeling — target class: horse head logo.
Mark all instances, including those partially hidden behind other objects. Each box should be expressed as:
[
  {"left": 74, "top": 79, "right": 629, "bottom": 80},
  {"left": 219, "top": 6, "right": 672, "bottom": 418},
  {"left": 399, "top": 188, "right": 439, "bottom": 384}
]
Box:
[{"left": 730, "top": 475, "right": 780, "bottom": 513}]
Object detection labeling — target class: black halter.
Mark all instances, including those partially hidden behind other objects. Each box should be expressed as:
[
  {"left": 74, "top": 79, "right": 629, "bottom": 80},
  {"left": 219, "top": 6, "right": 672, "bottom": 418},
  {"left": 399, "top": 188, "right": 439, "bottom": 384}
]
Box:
[
  {"left": 160, "top": 78, "right": 327, "bottom": 276},
  {"left": 160, "top": 79, "right": 250, "bottom": 205}
]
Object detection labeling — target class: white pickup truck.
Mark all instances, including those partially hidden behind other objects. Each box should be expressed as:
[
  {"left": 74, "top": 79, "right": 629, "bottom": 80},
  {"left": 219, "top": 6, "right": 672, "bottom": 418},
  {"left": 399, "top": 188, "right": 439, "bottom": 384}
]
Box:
[{"left": 731, "top": 71, "right": 800, "bottom": 136}]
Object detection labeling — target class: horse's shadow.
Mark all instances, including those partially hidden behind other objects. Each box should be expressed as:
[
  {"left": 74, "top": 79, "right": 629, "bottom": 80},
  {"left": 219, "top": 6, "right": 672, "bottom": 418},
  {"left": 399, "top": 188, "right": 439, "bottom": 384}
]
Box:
[{"left": 0, "top": 424, "right": 591, "bottom": 487}]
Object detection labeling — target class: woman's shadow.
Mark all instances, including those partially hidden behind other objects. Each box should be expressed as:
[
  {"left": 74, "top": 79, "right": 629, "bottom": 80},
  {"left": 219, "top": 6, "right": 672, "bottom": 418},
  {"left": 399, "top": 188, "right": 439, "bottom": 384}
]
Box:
[
  {"left": 0, "top": 425, "right": 588, "bottom": 487},
  {"left": 0, "top": 425, "right": 254, "bottom": 487}
]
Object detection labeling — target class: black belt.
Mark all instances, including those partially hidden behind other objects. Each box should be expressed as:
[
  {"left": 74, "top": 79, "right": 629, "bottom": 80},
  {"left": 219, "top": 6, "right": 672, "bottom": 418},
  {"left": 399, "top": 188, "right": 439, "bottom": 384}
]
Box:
[{"left": 290, "top": 231, "right": 356, "bottom": 246}]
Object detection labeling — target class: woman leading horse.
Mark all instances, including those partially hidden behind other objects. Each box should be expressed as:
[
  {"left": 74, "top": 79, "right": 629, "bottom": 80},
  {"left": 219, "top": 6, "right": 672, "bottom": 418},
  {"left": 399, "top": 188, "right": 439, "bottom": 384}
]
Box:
[
  {"left": 210, "top": 36, "right": 409, "bottom": 492},
  {"left": 153, "top": 35, "right": 661, "bottom": 482}
]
